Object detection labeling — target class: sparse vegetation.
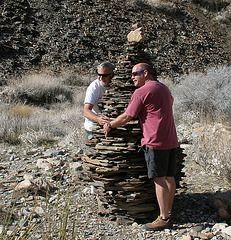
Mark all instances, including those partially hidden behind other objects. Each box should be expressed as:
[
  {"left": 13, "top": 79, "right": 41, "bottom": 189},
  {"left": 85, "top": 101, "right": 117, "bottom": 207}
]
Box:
[
  {"left": 0, "top": 66, "right": 230, "bottom": 238},
  {"left": 172, "top": 65, "right": 231, "bottom": 182},
  {"left": 0, "top": 190, "right": 83, "bottom": 240},
  {"left": 0, "top": 73, "right": 87, "bottom": 146},
  {"left": 3, "top": 74, "right": 74, "bottom": 106},
  {"left": 172, "top": 65, "right": 231, "bottom": 125},
  {"left": 193, "top": 123, "right": 231, "bottom": 183}
]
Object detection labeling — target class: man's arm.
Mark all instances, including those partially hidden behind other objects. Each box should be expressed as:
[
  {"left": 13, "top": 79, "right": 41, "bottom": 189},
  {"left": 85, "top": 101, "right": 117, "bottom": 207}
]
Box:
[
  {"left": 83, "top": 103, "right": 110, "bottom": 125},
  {"left": 103, "top": 112, "right": 133, "bottom": 137}
]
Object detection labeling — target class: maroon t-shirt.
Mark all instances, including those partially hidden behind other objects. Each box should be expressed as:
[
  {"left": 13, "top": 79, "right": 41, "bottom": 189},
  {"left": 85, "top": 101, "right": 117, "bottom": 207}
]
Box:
[{"left": 126, "top": 81, "right": 178, "bottom": 150}]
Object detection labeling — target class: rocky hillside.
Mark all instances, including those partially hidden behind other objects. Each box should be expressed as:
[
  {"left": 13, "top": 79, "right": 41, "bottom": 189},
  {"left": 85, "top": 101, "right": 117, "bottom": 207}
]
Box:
[{"left": 0, "top": 0, "right": 230, "bottom": 84}]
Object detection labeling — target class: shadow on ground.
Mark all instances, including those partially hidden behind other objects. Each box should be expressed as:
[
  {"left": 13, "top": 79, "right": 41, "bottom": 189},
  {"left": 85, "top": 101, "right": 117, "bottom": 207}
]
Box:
[{"left": 171, "top": 191, "right": 222, "bottom": 225}]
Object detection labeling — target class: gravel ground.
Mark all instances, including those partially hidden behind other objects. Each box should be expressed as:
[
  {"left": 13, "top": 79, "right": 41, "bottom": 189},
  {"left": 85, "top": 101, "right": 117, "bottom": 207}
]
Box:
[{"left": 0, "top": 138, "right": 230, "bottom": 239}]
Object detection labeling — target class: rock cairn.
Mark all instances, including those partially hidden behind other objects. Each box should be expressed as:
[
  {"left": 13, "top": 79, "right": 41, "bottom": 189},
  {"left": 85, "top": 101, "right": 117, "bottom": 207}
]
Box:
[{"left": 81, "top": 40, "right": 185, "bottom": 222}]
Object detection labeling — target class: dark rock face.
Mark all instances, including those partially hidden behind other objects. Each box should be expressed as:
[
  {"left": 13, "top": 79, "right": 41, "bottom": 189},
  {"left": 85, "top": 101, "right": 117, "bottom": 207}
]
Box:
[
  {"left": 0, "top": 0, "right": 230, "bottom": 83},
  {"left": 0, "top": 0, "right": 39, "bottom": 82}
]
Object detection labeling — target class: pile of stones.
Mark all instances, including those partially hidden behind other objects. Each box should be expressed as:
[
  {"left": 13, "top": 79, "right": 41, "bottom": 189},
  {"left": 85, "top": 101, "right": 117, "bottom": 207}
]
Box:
[{"left": 81, "top": 40, "right": 185, "bottom": 222}]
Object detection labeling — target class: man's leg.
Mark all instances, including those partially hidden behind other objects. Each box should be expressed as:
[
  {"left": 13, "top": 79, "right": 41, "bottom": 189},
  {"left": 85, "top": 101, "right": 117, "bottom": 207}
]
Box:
[
  {"left": 165, "top": 176, "right": 176, "bottom": 215},
  {"left": 143, "top": 147, "right": 176, "bottom": 230},
  {"left": 144, "top": 176, "right": 174, "bottom": 231},
  {"left": 154, "top": 177, "right": 171, "bottom": 220}
]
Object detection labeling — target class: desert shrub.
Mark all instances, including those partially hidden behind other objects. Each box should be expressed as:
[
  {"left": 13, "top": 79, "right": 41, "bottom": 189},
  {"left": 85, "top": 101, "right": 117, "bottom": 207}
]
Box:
[
  {"left": 192, "top": 124, "right": 231, "bottom": 182},
  {"left": 1, "top": 103, "right": 84, "bottom": 146},
  {"left": 0, "top": 106, "right": 43, "bottom": 145},
  {"left": 0, "top": 104, "right": 24, "bottom": 144},
  {"left": 172, "top": 65, "right": 231, "bottom": 126},
  {"left": 0, "top": 104, "right": 84, "bottom": 146},
  {"left": 0, "top": 79, "right": 85, "bottom": 146},
  {"left": 2, "top": 74, "right": 74, "bottom": 106},
  {"left": 0, "top": 114, "right": 22, "bottom": 145},
  {"left": 145, "top": 0, "right": 176, "bottom": 8},
  {"left": 172, "top": 65, "right": 231, "bottom": 182},
  {"left": 59, "top": 71, "right": 95, "bottom": 86}
]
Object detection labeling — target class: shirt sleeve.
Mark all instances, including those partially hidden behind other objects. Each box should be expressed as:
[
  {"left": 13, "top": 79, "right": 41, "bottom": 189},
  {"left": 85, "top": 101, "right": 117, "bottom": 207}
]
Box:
[
  {"left": 125, "top": 92, "right": 144, "bottom": 118},
  {"left": 84, "top": 82, "right": 98, "bottom": 105}
]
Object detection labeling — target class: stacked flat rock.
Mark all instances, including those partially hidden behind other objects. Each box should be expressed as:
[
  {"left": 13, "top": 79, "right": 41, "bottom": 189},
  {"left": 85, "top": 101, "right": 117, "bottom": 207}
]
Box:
[{"left": 81, "top": 41, "right": 185, "bottom": 222}]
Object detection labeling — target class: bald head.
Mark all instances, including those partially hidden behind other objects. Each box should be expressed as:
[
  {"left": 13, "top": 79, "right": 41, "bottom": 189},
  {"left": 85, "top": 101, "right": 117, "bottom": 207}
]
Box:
[{"left": 133, "top": 63, "right": 157, "bottom": 80}]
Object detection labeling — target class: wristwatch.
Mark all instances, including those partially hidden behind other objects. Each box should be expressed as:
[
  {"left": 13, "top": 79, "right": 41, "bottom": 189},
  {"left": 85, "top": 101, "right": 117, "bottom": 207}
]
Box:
[{"left": 107, "top": 122, "right": 112, "bottom": 128}]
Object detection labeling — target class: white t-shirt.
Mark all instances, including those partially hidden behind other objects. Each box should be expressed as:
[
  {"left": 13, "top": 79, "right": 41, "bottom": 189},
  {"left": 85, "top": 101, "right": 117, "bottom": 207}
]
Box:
[{"left": 84, "top": 79, "right": 109, "bottom": 131}]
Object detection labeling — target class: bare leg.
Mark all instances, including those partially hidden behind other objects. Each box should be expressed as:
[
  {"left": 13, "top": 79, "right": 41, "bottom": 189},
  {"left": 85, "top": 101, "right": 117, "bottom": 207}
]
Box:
[
  {"left": 154, "top": 177, "right": 170, "bottom": 219},
  {"left": 154, "top": 176, "right": 176, "bottom": 219},
  {"left": 165, "top": 176, "right": 176, "bottom": 214}
]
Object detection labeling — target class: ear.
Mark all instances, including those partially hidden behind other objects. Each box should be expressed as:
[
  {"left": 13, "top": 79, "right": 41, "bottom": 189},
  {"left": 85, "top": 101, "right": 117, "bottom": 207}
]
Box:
[{"left": 144, "top": 70, "right": 148, "bottom": 77}]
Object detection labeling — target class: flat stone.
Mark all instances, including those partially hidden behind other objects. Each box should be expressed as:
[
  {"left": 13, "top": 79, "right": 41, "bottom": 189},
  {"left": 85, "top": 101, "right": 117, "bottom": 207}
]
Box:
[
  {"left": 127, "top": 28, "right": 146, "bottom": 42},
  {"left": 222, "top": 226, "right": 231, "bottom": 237}
]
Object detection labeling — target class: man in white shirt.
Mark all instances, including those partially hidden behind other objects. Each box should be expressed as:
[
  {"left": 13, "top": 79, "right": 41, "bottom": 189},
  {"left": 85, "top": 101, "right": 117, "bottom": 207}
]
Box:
[{"left": 83, "top": 61, "right": 114, "bottom": 148}]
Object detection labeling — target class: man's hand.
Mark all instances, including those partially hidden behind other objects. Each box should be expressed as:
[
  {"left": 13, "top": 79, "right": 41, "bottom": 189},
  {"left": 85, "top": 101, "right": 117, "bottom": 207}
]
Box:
[
  {"left": 103, "top": 112, "right": 132, "bottom": 138},
  {"left": 103, "top": 123, "right": 111, "bottom": 138},
  {"left": 83, "top": 104, "right": 110, "bottom": 125},
  {"left": 97, "top": 115, "right": 110, "bottom": 125}
]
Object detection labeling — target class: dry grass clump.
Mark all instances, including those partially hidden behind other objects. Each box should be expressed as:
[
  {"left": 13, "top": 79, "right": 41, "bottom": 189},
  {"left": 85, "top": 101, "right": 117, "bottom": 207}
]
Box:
[
  {"left": 0, "top": 72, "right": 86, "bottom": 146},
  {"left": 192, "top": 124, "right": 231, "bottom": 183},
  {"left": 0, "top": 106, "right": 52, "bottom": 145},
  {"left": 0, "top": 114, "right": 22, "bottom": 145},
  {"left": 146, "top": 0, "right": 176, "bottom": 8},
  {"left": 2, "top": 74, "right": 74, "bottom": 106},
  {"left": 0, "top": 190, "right": 83, "bottom": 239},
  {"left": 10, "top": 105, "right": 33, "bottom": 118},
  {"left": 0, "top": 102, "right": 85, "bottom": 146}
]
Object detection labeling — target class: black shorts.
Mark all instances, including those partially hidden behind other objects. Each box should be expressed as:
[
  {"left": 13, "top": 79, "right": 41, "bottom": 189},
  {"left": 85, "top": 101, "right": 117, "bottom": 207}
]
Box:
[{"left": 143, "top": 146, "right": 177, "bottom": 179}]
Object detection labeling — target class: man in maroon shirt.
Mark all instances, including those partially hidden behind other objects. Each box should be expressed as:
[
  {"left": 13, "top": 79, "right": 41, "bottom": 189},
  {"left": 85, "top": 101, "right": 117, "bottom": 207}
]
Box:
[{"left": 103, "top": 63, "right": 178, "bottom": 231}]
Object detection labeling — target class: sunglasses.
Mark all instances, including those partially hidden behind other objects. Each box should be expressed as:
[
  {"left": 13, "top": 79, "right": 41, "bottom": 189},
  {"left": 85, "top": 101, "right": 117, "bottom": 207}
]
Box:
[
  {"left": 131, "top": 70, "right": 145, "bottom": 77},
  {"left": 98, "top": 73, "right": 112, "bottom": 77}
]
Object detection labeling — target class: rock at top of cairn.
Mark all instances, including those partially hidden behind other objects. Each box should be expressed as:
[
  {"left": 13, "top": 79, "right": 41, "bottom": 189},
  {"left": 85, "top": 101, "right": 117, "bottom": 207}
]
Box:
[{"left": 127, "top": 22, "right": 146, "bottom": 43}]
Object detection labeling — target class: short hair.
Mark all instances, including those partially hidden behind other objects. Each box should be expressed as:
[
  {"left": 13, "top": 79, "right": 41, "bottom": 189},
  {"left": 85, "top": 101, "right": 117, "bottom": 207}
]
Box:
[
  {"left": 139, "top": 63, "right": 157, "bottom": 78},
  {"left": 98, "top": 61, "right": 115, "bottom": 73}
]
